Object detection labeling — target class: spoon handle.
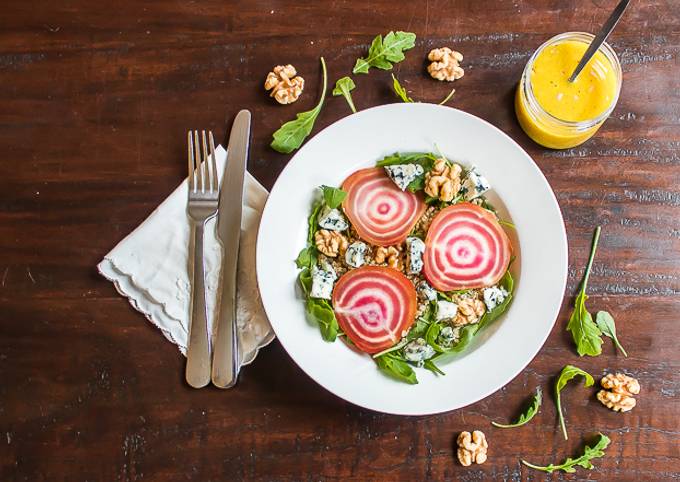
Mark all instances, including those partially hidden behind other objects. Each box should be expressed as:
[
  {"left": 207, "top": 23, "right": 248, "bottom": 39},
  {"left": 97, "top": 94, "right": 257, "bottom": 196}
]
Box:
[{"left": 568, "top": 0, "right": 631, "bottom": 82}]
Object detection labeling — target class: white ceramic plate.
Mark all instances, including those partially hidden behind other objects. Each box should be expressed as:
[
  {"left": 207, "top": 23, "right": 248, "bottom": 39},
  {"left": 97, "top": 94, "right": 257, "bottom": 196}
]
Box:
[{"left": 256, "top": 103, "right": 567, "bottom": 415}]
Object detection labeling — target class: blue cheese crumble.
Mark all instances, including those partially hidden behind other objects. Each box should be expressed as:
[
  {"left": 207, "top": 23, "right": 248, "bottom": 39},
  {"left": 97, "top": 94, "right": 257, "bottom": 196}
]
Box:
[
  {"left": 461, "top": 166, "right": 490, "bottom": 201},
  {"left": 483, "top": 286, "right": 508, "bottom": 311},
  {"left": 405, "top": 236, "right": 426, "bottom": 274},
  {"left": 384, "top": 164, "right": 424, "bottom": 191},
  {"left": 436, "top": 300, "right": 458, "bottom": 321},
  {"left": 403, "top": 338, "right": 436, "bottom": 365},
  {"left": 317, "top": 206, "right": 349, "bottom": 231},
  {"left": 310, "top": 261, "right": 337, "bottom": 300},
  {"left": 437, "top": 326, "right": 460, "bottom": 348},
  {"left": 345, "top": 241, "right": 367, "bottom": 268},
  {"left": 416, "top": 280, "right": 437, "bottom": 302}
]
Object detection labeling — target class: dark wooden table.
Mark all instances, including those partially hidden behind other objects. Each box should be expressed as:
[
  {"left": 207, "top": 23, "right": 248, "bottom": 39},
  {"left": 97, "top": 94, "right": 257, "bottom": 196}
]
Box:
[{"left": 2, "top": 1, "right": 679, "bottom": 480}]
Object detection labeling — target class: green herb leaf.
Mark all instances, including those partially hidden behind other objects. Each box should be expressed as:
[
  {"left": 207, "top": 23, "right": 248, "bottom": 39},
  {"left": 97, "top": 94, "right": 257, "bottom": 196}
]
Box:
[
  {"left": 332, "top": 76, "right": 357, "bottom": 113},
  {"left": 438, "top": 87, "right": 456, "bottom": 105},
  {"left": 271, "top": 57, "right": 328, "bottom": 153},
  {"left": 555, "top": 364, "right": 594, "bottom": 440},
  {"left": 353, "top": 31, "right": 416, "bottom": 74},
  {"left": 320, "top": 185, "right": 347, "bottom": 209},
  {"left": 298, "top": 268, "right": 313, "bottom": 297},
  {"left": 391, "top": 74, "right": 414, "bottom": 102},
  {"left": 295, "top": 246, "right": 317, "bottom": 269},
  {"left": 567, "top": 226, "right": 604, "bottom": 356},
  {"left": 423, "top": 359, "right": 445, "bottom": 376},
  {"left": 596, "top": 310, "right": 628, "bottom": 357},
  {"left": 522, "top": 433, "right": 611, "bottom": 473},
  {"left": 375, "top": 353, "right": 418, "bottom": 384},
  {"left": 305, "top": 298, "right": 339, "bottom": 342},
  {"left": 492, "top": 387, "right": 542, "bottom": 428},
  {"left": 376, "top": 151, "right": 438, "bottom": 167},
  {"left": 307, "top": 201, "right": 324, "bottom": 245}
]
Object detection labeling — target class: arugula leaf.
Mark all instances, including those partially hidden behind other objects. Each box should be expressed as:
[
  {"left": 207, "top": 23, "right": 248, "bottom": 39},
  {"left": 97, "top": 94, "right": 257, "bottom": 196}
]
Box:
[
  {"left": 320, "top": 185, "right": 347, "bottom": 209},
  {"left": 423, "top": 359, "right": 445, "bottom": 376},
  {"left": 492, "top": 387, "right": 542, "bottom": 428},
  {"left": 438, "top": 87, "right": 456, "bottom": 105},
  {"left": 596, "top": 311, "right": 628, "bottom": 357},
  {"left": 271, "top": 57, "right": 328, "bottom": 153},
  {"left": 295, "top": 246, "right": 317, "bottom": 269},
  {"left": 353, "top": 31, "right": 416, "bottom": 74},
  {"left": 555, "top": 365, "right": 594, "bottom": 440},
  {"left": 305, "top": 298, "right": 339, "bottom": 342},
  {"left": 332, "top": 76, "right": 357, "bottom": 113},
  {"left": 307, "top": 201, "right": 324, "bottom": 245},
  {"left": 391, "top": 74, "right": 414, "bottom": 102},
  {"left": 375, "top": 353, "right": 418, "bottom": 384},
  {"left": 567, "top": 226, "right": 604, "bottom": 356},
  {"left": 376, "top": 151, "right": 438, "bottom": 167},
  {"left": 298, "top": 268, "right": 312, "bottom": 295},
  {"left": 522, "top": 433, "right": 611, "bottom": 473}
]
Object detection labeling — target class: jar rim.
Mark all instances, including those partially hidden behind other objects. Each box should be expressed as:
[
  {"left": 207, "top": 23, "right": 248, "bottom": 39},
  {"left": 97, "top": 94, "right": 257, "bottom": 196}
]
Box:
[{"left": 522, "top": 31, "right": 622, "bottom": 129}]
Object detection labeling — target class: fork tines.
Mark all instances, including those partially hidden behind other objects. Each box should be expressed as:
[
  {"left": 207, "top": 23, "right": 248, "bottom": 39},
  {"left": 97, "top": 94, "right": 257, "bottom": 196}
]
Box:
[{"left": 187, "top": 130, "right": 218, "bottom": 194}]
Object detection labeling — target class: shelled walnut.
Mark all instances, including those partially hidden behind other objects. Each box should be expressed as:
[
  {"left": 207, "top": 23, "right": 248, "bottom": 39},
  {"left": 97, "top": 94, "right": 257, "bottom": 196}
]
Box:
[
  {"left": 424, "top": 158, "right": 462, "bottom": 202},
  {"left": 597, "top": 373, "right": 640, "bottom": 412},
  {"left": 427, "top": 47, "right": 465, "bottom": 82},
  {"left": 457, "top": 430, "right": 488, "bottom": 466},
  {"left": 373, "top": 246, "right": 403, "bottom": 270},
  {"left": 264, "top": 64, "right": 305, "bottom": 104},
  {"left": 453, "top": 297, "right": 486, "bottom": 326},
  {"left": 314, "top": 229, "right": 348, "bottom": 257}
]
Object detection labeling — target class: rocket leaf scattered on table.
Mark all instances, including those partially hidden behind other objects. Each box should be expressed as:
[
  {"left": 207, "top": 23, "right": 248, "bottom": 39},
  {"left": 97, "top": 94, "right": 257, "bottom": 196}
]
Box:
[
  {"left": 353, "top": 31, "right": 416, "bottom": 74},
  {"left": 522, "top": 433, "right": 610, "bottom": 473},
  {"left": 491, "top": 386, "right": 542, "bottom": 428},
  {"left": 555, "top": 364, "right": 594, "bottom": 440},
  {"left": 271, "top": 57, "right": 328, "bottom": 154}
]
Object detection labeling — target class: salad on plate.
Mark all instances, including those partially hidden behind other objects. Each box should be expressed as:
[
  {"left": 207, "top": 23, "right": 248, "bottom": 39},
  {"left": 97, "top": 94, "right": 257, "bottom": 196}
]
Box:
[{"left": 295, "top": 152, "right": 514, "bottom": 383}]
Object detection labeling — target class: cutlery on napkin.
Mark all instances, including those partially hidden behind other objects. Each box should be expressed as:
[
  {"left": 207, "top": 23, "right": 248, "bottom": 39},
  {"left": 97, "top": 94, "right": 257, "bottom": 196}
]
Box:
[{"left": 97, "top": 145, "right": 274, "bottom": 367}]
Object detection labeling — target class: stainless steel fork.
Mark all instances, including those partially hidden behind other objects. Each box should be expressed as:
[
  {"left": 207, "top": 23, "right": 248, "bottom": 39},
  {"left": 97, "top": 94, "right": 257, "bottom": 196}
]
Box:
[{"left": 185, "top": 130, "right": 219, "bottom": 388}]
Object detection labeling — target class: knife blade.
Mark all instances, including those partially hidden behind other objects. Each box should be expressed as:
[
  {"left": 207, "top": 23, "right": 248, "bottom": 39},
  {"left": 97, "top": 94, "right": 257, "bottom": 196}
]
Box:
[{"left": 211, "top": 109, "right": 251, "bottom": 388}]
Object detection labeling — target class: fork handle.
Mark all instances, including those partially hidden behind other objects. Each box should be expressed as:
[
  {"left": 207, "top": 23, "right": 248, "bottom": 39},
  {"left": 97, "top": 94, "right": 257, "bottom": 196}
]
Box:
[{"left": 185, "top": 221, "right": 211, "bottom": 388}]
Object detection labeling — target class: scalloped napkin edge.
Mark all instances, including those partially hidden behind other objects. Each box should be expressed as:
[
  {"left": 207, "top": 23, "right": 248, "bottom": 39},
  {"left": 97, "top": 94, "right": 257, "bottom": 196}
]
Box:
[{"left": 97, "top": 145, "right": 275, "bottom": 366}]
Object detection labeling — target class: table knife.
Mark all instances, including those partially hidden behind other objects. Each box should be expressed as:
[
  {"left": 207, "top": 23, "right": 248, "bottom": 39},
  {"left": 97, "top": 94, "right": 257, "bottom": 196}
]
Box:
[{"left": 211, "top": 109, "right": 251, "bottom": 388}]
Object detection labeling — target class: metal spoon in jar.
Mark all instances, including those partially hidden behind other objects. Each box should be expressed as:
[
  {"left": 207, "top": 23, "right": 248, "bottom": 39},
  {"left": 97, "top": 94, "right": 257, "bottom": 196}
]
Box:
[{"left": 568, "top": 0, "right": 631, "bottom": 82}]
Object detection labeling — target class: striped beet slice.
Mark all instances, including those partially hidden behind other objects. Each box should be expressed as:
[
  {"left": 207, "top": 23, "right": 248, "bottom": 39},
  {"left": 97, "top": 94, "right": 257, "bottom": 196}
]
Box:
[
  {"left": 342, "top": 167, "right": 426, "bottom": 246},
  {"left": 332, "top": 266, "right": 417, "bottom": 354},
  {"left": 423, "top": 203, "right": 511, "bottom": 291}
]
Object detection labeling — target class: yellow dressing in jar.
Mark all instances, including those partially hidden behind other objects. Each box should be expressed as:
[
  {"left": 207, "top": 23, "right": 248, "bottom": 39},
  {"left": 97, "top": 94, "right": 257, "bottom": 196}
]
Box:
[{"left": 515, "top": 32, "right": 622, "bottom": 149}]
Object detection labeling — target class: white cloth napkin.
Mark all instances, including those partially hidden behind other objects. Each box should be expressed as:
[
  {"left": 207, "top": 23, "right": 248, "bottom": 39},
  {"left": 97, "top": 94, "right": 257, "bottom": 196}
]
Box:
[{"left": 97, "top": 145, "right": 274, "bottom": 366}]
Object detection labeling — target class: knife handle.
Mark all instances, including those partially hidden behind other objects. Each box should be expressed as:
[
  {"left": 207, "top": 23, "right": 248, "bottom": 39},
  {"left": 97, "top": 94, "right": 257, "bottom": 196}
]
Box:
[{"left": 211, "top": 258, "right": 240, "bottom": 388}]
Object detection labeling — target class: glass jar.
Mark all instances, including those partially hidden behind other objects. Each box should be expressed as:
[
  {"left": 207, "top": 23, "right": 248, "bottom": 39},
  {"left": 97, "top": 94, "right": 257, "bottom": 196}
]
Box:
[{"left": 515, "top": 32, "right": 622, "bottom": 149}]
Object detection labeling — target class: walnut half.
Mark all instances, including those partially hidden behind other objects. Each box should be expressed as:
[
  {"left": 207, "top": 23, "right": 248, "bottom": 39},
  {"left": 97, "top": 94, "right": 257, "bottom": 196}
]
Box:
[
  {"left": 427, "top": 47, "right": 464, "bottom": 82},
  {"left": 424, "top": 158, "right": 462, "bottom": 202},
  {"left": 374, "top": 246, "right": 403, "bottom": 271},
  {"left": 453, "top": 297, "right": 486, "bottom": 326},
  {"left": 457, "top": 430, "right": 488, "bottom": 466},
  {"left": 264, "top": 64, "right": 305, "bottom": 104},
  {"left": 597, "top": 373, "right": 640, "bottom": 412},
  {"left": 314, "top": 230, "right": 348, "bottom": 257}
]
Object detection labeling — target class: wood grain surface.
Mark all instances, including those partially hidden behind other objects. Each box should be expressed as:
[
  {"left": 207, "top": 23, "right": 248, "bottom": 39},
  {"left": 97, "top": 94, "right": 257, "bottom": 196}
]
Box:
[{"left": 1, "top": 0, "right": 679, "bottom": 480}]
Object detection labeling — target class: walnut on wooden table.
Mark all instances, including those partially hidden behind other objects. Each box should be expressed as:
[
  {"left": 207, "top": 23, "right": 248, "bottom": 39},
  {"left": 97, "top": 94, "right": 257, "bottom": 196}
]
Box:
[
  {"left": 264, "top": 64, "right": 305, "bottom": 104},
  {"left": 597, "top": 373, "right": 640, "bottom": 412},
  {"left": 427, "top": 47, "right": 465, "bottom": 82},
  {"left": 456, "top": 430, "right": 488, "bottom": 466}
]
